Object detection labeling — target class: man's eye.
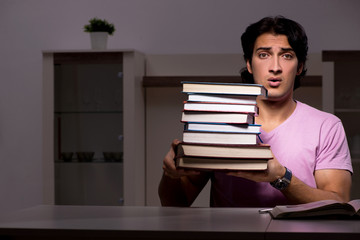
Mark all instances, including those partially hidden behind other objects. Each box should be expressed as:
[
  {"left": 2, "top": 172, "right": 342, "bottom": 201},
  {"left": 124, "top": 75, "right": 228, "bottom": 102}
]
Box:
[
  {"left": 282, "top": 53, "right": 293, "bottom": 59},
  {"left": 259, "top": 53, "right": 268, "bottom": 58}
]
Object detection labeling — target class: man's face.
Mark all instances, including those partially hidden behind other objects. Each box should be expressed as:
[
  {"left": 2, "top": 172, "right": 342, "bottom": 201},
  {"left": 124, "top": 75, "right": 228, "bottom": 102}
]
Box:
[{"left": 246, "top": 33, "right": 302, "bottom": 101}]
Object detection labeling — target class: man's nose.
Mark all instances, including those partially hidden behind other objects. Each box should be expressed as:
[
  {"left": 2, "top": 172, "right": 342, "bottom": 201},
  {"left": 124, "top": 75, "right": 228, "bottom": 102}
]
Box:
[{"left": 269, "top": 57, "right": 282, "bottom": 74}]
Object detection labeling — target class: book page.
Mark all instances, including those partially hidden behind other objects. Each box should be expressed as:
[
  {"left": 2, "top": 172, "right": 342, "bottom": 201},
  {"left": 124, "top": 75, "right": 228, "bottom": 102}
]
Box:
[{"left": 349, "top": 199, "right": 360, "bottom": 214}]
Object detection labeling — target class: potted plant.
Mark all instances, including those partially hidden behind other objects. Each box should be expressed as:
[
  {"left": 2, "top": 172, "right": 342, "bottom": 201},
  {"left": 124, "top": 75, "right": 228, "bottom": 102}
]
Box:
[{"left": 84, "top": 17, "right": 115, "bottom": 49}]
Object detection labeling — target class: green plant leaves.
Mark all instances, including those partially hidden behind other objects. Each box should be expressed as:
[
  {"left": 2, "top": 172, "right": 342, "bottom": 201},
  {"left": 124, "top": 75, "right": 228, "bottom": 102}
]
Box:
[{"left": 84, "top": 17, "right": 115, "bottom": 35}]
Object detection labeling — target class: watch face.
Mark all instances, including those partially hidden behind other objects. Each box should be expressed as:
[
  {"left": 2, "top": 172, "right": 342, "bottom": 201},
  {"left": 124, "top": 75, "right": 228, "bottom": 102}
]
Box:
[
  {"left": 270, "top": 167, "right": 292, "bottom": 190},
  {"left": 272, "top": 179, "right": 288, "bottom": 190},
  {"left": 277, "top": 180, "right": 286, "bottom": 189}
]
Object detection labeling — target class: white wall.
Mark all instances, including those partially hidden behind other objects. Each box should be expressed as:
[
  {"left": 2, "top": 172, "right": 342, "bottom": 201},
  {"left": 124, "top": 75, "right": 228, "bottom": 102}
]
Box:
[{"left": 1, "top": 0, "right": 360, "bottom": 213}]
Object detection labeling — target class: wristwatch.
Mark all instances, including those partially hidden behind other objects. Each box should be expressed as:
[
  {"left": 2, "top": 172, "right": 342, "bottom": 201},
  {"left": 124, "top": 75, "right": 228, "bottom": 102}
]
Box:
[{"left": 270, "top": 167, "right": 292, "bottom": 190}]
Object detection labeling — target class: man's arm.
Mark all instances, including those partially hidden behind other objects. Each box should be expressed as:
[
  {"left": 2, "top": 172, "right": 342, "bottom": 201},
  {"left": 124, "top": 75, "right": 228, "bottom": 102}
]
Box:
[
  {"left": 283, "top": 168, "right": 352, "bottom": 203},
  {"left": 227, "top": 157, "right": 352, "bottom": 204},
  {"left": 158, "top": 139, "right": 211, "bottom": 206},
  {"left": 158, "top": 172, "right": 210, "bottom": 206}
]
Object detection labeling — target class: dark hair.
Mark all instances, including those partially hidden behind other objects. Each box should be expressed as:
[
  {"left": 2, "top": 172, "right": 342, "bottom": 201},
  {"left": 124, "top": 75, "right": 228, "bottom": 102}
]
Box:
[{"left": 240, "top": 16, "right": 308, "bottom": 90}]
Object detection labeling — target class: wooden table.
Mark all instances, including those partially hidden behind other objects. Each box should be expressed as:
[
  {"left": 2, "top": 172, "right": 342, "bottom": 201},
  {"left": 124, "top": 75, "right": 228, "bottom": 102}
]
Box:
[
  {"left": 267, "top": 216, "right": 360, "bottom": 240},
  {"left": 0, "top": 205, "right": 270, "bottom": 239},
  {"left": 0, "top": 205, "right": 359, "bottom": 240}
]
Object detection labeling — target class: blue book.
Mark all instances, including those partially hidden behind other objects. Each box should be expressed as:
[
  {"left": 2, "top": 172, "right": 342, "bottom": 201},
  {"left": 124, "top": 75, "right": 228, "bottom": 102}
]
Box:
[{"left": 184, "top": 122, "right": 261, "bottom": 134}]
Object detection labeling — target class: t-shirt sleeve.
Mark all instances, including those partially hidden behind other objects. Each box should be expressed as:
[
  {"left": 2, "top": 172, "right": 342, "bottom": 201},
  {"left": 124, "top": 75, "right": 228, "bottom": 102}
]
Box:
[{"left": 316, "top": 120, "right": 353, "bottom": 173}]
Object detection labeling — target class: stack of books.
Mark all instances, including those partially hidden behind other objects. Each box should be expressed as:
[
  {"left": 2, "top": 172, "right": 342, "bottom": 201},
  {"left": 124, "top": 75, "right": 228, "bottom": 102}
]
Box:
[{"left": 175, "top": 81, "right": 272, "bottom": 171}]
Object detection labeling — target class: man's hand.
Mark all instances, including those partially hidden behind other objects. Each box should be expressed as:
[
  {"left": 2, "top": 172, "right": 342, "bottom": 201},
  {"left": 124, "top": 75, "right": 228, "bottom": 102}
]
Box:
[
  {"left": 226, "top": 153, "right": 286, "bottom": 182},
  {"left": 162, "top": 139, "right": 200, "bottom": 179}
]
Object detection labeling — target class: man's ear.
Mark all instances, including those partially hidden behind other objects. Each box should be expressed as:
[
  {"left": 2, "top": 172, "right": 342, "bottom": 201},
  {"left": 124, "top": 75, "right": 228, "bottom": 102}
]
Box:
[
  {"left": 246, "top": 60, "right": 253, "bottom": 74},
  {"left": 297, "top": 63, "right": 304, "bottom": 75}
]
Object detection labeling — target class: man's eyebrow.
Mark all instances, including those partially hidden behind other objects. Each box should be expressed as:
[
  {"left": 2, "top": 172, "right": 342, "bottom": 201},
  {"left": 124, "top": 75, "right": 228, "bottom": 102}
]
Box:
[
  {"left": 255, "top": 47, "right": 294, "bottom": 52},
  {"left": 255, "top": 47, "right": 271, "bottom": 52},
  {"left": 281, "top": 47, "right": 295, "bottom": 52}
]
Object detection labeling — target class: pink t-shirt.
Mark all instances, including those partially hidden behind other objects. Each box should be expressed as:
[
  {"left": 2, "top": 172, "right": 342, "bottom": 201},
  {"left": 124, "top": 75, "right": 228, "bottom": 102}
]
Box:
[{"left": 210, "top": 101, "right": 353, "bottom": 207}]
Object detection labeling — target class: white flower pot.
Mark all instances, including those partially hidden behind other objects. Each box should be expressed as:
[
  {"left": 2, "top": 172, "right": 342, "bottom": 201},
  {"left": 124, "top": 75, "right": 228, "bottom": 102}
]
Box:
[{"left": 90, "top": 32, "right": 108, "bottom": 50}]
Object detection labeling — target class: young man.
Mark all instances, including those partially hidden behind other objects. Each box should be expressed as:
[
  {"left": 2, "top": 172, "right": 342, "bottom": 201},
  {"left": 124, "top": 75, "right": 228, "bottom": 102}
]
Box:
[{"left": 158, "top": 16, "right": 353, "bottom": 207}]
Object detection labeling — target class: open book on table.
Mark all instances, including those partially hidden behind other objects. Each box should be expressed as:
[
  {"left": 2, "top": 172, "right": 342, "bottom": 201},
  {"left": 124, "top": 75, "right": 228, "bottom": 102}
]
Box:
[{"left": 268, "top": 199, "right": 360, "bottom": 219}]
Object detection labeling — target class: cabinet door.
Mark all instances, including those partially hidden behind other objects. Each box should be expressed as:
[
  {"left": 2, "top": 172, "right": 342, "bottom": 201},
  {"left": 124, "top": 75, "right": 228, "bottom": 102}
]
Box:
[
  {"left": 323, "top": 50, "right": 360, "bottom": 200},
  {"left": 332, "top": 58, "right": 360, "bottom": 159},
  {"left": 43, "top": 51, "right": 145, "bottom": 206},
  {"left": 54, "top": 59, "right": 123, "bottom": 205}
]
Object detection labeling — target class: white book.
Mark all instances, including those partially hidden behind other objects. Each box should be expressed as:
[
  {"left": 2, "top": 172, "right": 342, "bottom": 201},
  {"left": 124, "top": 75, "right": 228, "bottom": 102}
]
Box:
[
  {"left": 183, "top": 131, "right": 258, "bottom": 145},
  {"left": 177, "top": 142, "right": 272, "bottom": 159},
  {"left": 187, "top": 93, "right": 258, "bottom": 104},
  {"left": 181, "top": 112, "right": 254, "bottom": 124},
  {"left": 176, "top": 158, "right": 268, "bottom": 171},
  {"left": 182, "top": 82, "right": 267, "bottom": 96},
  {"left": 183, "top": 102, "right": 258, "bottom": 114}
]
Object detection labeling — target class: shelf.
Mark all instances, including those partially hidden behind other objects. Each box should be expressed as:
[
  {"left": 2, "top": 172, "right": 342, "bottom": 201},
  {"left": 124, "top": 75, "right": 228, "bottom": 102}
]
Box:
[
  {"left": 323, "top": 50, "right": 360, "bottom": 62},
  {"left": 55, "top": 111, "right": 123, "bottom": 114},
  {"left": 52, "top": 52, "right": 124, "bottom": 64},
  {"left": 335, "top": 109, "right": 360, "bottom": 113},
  {"left": 55, "top": 161, "right": 123, "bottom": 164},
  {"left": 142, "top": 75, "right": 322, "bottom": 87}
]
